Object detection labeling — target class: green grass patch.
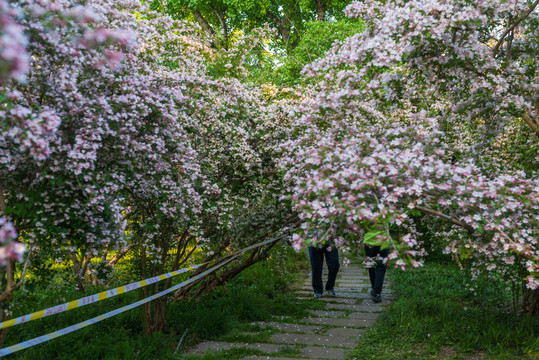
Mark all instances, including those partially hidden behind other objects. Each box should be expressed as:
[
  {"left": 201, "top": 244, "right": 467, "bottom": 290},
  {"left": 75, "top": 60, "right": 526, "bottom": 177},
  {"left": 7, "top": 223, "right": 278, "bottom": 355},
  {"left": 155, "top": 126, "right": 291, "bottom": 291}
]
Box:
[{"left": 348, "top": 262, "right": 539, "bottom": 360}]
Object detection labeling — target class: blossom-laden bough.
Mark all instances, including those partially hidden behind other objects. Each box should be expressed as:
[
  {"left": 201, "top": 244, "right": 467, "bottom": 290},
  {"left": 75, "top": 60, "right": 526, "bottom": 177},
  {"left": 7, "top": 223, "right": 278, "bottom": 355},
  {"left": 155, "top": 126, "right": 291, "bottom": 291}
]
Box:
[{"left": 281, "top": 0, "right": 539, "bottom": 313}]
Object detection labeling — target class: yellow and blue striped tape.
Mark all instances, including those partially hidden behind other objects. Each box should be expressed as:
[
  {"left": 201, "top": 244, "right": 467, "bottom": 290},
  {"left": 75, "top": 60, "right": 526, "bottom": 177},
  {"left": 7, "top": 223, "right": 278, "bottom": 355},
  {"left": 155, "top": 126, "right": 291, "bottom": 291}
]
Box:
[
  {"left": 0, "top": 235, "right": 283, "bottom": 357},
  {"left": 0, "top": 256, "right": 240, "bottom": 357},
  {"left": 0, "top": 263, "right": 206, "bottom": 330}
]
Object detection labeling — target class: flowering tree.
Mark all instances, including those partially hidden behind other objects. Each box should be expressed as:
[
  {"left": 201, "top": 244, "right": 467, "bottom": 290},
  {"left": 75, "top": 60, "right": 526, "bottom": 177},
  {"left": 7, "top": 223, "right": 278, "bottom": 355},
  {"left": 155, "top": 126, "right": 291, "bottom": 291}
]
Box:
[
  {"left": 1, "top": 0, "right": 300, "bottom": 335},
  {"left": 281, "top": 0, "right": 539, "bottom": 313}
]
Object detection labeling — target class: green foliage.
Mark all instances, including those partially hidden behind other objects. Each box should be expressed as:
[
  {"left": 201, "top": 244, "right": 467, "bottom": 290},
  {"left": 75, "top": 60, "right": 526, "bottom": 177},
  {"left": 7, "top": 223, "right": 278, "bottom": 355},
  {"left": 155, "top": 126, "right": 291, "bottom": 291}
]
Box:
[
  {"left": 152, "top": 0, "right": 353, "bottom": 53},
  {"left": 348, "top": 263, "right": 539, "bottom": 360},
  {"left": 6, "top": 283, "right": 173, "bottom": 360},
  {"left": 263, "top": 18, "right": 365, "bottom": 86}
]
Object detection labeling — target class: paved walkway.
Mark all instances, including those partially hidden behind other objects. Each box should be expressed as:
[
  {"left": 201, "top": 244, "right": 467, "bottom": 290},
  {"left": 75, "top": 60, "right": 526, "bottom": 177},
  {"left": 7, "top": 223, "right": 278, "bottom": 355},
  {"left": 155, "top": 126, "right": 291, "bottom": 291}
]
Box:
[{"left": 187, "top": 261, "right": 392, "bottom": 360}]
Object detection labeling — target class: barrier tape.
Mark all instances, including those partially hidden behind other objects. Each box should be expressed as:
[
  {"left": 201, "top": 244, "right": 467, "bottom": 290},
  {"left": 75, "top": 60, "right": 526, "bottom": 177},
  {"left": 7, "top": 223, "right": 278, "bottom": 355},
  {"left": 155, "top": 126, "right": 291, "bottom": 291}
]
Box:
[
  {"left": 0, "top": 235, "right": 283, "bottom": 357},
  {"left": 0, "top": 264, "right": 207, "bottom": 330},
  {"left": 0, "top": 256, "right": 239, "bottom": 358}
]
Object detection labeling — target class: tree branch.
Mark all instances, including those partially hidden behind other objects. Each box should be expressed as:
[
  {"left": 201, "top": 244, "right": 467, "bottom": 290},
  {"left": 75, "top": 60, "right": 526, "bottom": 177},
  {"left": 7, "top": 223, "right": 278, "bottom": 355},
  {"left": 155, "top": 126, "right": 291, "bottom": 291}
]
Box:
[
  {"left": 414, "top": 205, "right": 475, "bottom": 233},
  {"left": 493, "top": 0, "right": 539, "bottom": 55},
  {"left": 522, "top": 113, "right": 539, "bottom": 136}
]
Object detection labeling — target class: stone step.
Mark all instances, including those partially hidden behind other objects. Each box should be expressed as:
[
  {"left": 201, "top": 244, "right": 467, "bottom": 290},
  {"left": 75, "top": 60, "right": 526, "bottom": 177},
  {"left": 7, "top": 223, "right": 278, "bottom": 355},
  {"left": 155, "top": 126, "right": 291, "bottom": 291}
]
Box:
[
  {"left": 324, "top": 303, "right": 386, "bottom": 312},
  {"left": 337, "top": 277, "right": 370, "bottom": 281},
  {"left": 358, "top": 298, "right": 392, "bottom": 307},
  {"left": 306, "top": 297, "right": 358, "bottom": 304},
  {"left": 191, "top": 341, "right": 283, "bottom": 354},
  {"left": 300, "top": 317, "right": 376, "bottom": 328},
  {"left": 295, "top": 291, "right": 363, "bottom": 298},
  {"left": 309, "top": 310, "right": 347, "bottom": 317},
  {"left": 323, "top": 327, "right": 364, "bottom": 337},
  {"left": 240, "top": 357, "right": 301, "bottom": 360},
  {"left": 300, "top": 286, "right": 371, "bottom": 292},
  {"left": 348, "top": 312, "right": 381, "bottom": 320},
  {"left": 254, "top": 322, "right": 322, "bottom": 333},
  {"left": 240, "top": 355, "right": 304, "bottom": 360},
  {"left": 301, "top": 346, "right": 347, "bottom": 359},
  {"left": 270, "top": 333, "right": 356, "bottom": 348},
  {"left": 338, "top": 272, "right": 367, "bottom": 276}
]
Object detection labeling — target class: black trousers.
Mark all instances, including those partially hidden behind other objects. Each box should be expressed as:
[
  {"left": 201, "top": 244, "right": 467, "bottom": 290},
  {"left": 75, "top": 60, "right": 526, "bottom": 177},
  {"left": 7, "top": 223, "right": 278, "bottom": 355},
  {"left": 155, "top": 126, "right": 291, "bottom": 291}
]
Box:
[
  {"left": 364, "top": 245, "right": 389, "bottom": 295},
  {"left": 310, "top": 246, "right": 340, "bottom": 294}
]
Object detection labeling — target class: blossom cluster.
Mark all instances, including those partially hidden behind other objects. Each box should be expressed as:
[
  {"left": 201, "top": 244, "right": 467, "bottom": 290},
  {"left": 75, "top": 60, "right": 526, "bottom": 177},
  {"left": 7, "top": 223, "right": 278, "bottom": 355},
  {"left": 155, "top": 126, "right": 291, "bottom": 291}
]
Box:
[
  {"left": 1, "top": 0, "right": 208, "bottom": 268},
  {"left": 0, "top": 217, "right": 24, "bottom": 265},
  {"left": 0, "top": 0, "right": 29, "bottom": 83},
  {"left": 305, "top": 0, "right": 538, "bottom": 156}
]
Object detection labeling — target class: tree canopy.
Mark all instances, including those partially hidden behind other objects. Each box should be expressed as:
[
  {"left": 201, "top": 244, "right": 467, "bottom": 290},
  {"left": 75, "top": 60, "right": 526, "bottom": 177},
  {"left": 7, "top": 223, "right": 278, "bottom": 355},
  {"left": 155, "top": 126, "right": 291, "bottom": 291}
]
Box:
[{"left": 151, "top": 0, "right": 351, "bottom": 51}]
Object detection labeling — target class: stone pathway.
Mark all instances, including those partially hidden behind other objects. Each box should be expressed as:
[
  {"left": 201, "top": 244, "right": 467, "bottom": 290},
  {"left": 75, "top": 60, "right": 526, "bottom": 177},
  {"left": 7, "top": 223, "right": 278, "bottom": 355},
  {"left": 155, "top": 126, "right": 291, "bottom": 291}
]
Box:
[{"left": 186, "top": 261, "right": 392, "bottom": 360}]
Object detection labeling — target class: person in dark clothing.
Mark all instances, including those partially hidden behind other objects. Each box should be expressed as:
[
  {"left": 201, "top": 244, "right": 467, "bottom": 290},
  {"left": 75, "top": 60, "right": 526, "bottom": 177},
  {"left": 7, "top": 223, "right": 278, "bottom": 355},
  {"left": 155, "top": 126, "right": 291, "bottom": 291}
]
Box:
[
  {"left": 364, "top": 244, "right": 389, "bottom": 303},
  {"left": 309, "top": 245, "right": 340, "bottom": 297},
  {"left": 363, "top": 224, "right": 390, "bottom": 303}
]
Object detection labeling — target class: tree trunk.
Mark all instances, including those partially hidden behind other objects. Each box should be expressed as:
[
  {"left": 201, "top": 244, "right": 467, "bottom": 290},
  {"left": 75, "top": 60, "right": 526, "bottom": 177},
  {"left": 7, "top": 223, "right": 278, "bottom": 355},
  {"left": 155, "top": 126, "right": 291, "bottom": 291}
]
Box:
[
  {"left": 190, "top": 8, "right": 216, "bottom": 36},
  {"left": 143, "top": 298, "right": 167, "bottom": 333},
  {"left": 266, "top": 11, "right": 297, "bottom": 50},
  {"left": 213, "top": 7, "right": 228, "bottom": 49},
  {"left": 522, "top": 287, "right": 539, "bottom": 315},
  {"left": 0, "top": 179, "right": 6, "bottom": 212},
  {"left": 315, "top": 0, "right": 326, "bottom": 21},
  {"left": 0, "top": 261, "right": 14, "bottom": 348},
  {"left": 70, "top": 252, "right": 90, "bottom": 291}
]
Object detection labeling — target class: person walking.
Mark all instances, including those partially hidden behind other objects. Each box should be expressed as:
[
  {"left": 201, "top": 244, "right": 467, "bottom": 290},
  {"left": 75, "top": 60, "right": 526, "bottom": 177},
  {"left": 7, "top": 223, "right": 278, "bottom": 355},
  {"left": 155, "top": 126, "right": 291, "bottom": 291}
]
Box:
[
  {"left": 310, "top": 244, "right": 340, "bottom": 297},
  {"left": 363, "top": 224, "right": 390, "bottom": 303}
]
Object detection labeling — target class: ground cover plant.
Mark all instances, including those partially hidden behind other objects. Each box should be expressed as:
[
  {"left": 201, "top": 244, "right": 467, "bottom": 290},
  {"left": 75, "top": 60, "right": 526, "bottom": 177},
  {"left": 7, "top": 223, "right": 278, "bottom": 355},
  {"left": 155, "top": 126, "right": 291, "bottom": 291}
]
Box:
[{"left": 348, "top": 261, "right": 539, "bottom": 360}]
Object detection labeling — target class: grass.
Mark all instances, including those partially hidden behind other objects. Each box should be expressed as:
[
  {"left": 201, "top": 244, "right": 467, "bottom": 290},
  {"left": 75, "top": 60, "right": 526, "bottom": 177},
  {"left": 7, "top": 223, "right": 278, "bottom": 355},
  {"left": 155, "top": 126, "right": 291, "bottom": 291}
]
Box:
[{"left": 347, "top": 261, "right": 539, "bottom": 360}]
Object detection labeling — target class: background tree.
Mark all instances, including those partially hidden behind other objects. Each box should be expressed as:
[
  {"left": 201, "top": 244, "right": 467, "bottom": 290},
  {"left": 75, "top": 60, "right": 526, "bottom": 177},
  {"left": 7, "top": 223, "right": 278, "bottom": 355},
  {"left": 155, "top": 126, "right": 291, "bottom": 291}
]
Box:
[{"left": 151, "top": 0, "right": 350, "bottom": 52}]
